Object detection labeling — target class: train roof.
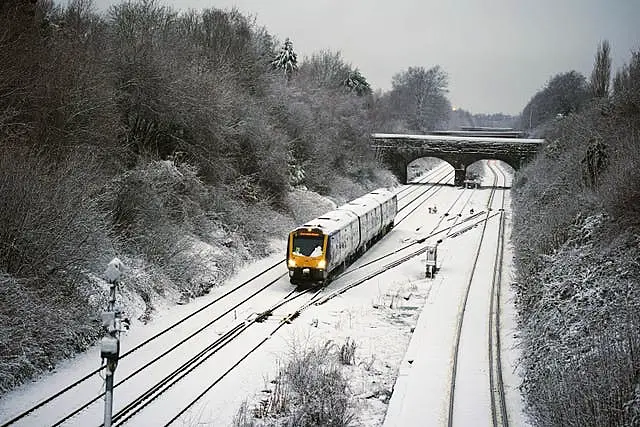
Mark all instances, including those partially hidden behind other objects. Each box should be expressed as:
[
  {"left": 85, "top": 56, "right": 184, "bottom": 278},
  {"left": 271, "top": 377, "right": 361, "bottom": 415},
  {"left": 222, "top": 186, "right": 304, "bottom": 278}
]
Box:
[
  {"left": 336, "top": 188, "right": 394, "bottom": 216},
  {"left": 300, "top": 208, "right": 358, "bottom": 235},
  {"left": 368, "top": 187, "right": 395, "bottom": 202},
  {"left": 294, "top": 188, "right": 395, "bottom": 235},
  {"left": 339, "top": 194, "right": 380, "bottom": 216}
]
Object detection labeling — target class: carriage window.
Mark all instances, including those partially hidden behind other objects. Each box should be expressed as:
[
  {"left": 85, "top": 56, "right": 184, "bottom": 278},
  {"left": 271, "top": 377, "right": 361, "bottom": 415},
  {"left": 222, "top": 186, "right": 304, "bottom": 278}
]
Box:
[{"left": 292, "top": 235, "right": 324, "bottom": 256}]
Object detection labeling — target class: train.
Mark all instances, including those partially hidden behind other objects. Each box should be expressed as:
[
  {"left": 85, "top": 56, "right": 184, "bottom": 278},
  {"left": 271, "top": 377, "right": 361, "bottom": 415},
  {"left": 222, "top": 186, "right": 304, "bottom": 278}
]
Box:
[{"left": 286, "top": 188, "right": 398, "bottom": 286}]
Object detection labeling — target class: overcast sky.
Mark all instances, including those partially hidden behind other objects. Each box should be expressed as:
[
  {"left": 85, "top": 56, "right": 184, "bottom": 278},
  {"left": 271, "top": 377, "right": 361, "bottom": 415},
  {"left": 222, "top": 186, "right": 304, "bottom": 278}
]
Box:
[{"left": 93, "top": 0, "right": 639, "bottom": 115}]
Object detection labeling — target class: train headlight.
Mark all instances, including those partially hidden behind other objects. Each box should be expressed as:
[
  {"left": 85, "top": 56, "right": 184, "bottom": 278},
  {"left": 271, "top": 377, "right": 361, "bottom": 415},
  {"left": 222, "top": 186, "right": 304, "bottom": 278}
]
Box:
[
  {"left": 317, "top": 259, "right": 326, "bottom": 269},
  {"left": 288, "top": 259, "right": 296, "bottom": 268}
]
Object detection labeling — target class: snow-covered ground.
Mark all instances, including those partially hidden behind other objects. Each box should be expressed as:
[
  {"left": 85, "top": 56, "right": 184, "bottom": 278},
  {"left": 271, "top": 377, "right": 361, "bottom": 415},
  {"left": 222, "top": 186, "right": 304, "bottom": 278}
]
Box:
[
  {"left": 383, "top": 161, "right": 529, "bottom": 426},
  {"left": 0, "top": 161, "right": 530, "bottom": 427}
]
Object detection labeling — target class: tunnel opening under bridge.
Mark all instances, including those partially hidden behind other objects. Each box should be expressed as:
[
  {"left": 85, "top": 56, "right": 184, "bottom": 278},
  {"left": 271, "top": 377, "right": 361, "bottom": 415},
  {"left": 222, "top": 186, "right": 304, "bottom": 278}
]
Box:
[
  {"left": 466, "top": 159, "right": 515, "bottom": 188},
  {"left": 407, "top": 158, "right": 454, "bottom": 183}
]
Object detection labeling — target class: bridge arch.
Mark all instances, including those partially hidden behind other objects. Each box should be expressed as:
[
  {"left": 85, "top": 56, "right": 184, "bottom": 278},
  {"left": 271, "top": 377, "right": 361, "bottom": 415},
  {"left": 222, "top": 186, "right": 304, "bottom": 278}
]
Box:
[
  {"left": 467, "top": 158, "right": 516, "bottom": 172},
  {"left": 407, "top": 157, "right": 455, "bottom": 181},
  {"left": 466, "top": 158, "right": 515, "bottom": 186}
]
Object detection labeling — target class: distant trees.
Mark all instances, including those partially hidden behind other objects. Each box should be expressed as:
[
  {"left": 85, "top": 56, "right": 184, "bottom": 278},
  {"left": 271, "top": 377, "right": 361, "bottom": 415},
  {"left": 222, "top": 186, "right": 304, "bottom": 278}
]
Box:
[
  {"left": 447, "top": 108, "right": 475, "bottom": 129},
  {"left": 473, "top": 113, "right": 517, "bottom": 128},
  {"left": 296, "top": 49, "right": 371, "bottom": 96},
  {"left": 383, "top": 66, "right": 451, "bottom": 132},
  {"left": 590, "top": 40, "right": 611, "bottom": 98},
  {"left": 521, "top": 71, "right": 589, "bottom": 129},
  {"left": 271, "top": 48, "right": 386, "bottom": 197},
  {"left": 521, "top": 40, "right": 616, "bottom": 130},
  {"left": 447, "top": 111, "right": 517, "bottom": 130},
  {"left": 297, "top": 50, "right": 350, "bottom": 88},
  {"left": 613, "top": 50, "right": 640, "bottom": 113}
]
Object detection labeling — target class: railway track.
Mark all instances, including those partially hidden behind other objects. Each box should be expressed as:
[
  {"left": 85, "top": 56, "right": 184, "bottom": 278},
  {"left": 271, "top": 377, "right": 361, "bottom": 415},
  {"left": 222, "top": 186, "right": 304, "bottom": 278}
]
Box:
[
  {"left": 1, "top": 163, "right": 456, "bottom": 427},
  {"left": 312, "top": 168, "right": 509, "bottom": 319},
  {"left": 396, "top": 165, "right": 453, "bottom": 204},
  {"left": 108, "top": 288, "right": 323, "bottom": 427},
  {"left": 489, "top": 164, "right": 509, "bottom": 427},
  {"left": 447, "top": 161, "right": 509, "bottom": 427}
]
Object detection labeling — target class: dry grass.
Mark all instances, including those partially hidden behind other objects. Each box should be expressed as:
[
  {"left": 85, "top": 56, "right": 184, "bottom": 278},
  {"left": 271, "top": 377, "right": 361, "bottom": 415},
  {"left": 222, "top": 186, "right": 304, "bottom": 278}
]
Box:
[
  {"left": 339, "top": 338, "right": 357, "bottom": 366},
  {"left": 234, "top": 339, "right": 356, "bottom": 427}
]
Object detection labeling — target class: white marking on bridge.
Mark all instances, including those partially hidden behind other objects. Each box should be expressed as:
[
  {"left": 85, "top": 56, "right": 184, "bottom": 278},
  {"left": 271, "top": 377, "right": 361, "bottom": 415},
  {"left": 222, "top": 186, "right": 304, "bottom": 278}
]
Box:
[{"left": 371, "top": 133, "right": 545, "bottom": 144}]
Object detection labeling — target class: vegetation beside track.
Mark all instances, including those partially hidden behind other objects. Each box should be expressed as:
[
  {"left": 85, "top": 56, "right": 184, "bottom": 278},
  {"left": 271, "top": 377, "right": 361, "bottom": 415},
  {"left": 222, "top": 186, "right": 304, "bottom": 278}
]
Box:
[
  {"left": 511, "top": 43, "right": 640, "bottom": 425},
  {"left": 234, "top": 340, "right": 356, "bottom": 427}
]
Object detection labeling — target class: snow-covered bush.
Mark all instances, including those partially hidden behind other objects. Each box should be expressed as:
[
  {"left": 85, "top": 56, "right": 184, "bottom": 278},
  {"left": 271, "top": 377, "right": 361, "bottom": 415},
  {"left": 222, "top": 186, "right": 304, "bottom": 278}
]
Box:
[
  {"left": 597, "top": 132, "right": 640, "bottom": 228},
  {"left": 105, "top": 160, "right": 249, "bottom": 296},
  {"left": 517, "top": 229, "right": 640, "bottom": 426},
  {"left": 0, "top": 274, "right": 102, "bottom": 396},
  {"left": 235, "top": 340, "right": 355, "bottom": 426},
  {"left": 512, "top": 62, "right": 640, "bottom": 424}
]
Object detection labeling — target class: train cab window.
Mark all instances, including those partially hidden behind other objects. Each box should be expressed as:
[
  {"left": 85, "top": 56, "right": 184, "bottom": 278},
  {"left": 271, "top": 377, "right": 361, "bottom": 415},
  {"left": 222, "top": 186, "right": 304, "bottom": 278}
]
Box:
[{"left": 292, "top": 234, "right": 324, "bottom": 256}]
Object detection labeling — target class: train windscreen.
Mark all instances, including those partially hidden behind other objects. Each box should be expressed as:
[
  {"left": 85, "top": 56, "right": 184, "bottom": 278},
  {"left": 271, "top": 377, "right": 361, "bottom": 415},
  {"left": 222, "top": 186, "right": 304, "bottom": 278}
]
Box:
[{"left": 292, "top": 234, "right": 324, "bottom": 257}]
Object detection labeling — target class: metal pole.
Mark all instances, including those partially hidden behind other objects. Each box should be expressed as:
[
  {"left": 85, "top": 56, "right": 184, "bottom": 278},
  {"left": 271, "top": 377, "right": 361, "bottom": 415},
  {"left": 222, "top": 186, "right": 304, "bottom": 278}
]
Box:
[
  {"left": 104, "top": 366, "right": 114, "bottom": 427},
  {"left": 104, "top": 283, "right": 116, "bottom": 427},
  {"left": 101, "top": 258, "right": 125, "bottom": 427},
  {"left": 103, "top": 280, "right": 119, "bottom": 427},
  {"left": 108, "top": 283, "right": 116, "bottom": 312}
]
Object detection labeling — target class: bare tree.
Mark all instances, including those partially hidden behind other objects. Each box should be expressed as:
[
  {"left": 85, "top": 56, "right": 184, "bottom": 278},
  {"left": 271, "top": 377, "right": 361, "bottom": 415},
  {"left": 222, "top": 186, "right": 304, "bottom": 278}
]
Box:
[
  {"left": 387, "top": 66, "right": 450, "bottom": 132},
  {"left": 612, "top": 50, "right": 640, "bottom": 112},
  {"left": 297, "top": 49, "right": 350, "bottom": 89},
  {"left": 590, "top": 40, "right": 611, "bottom": 98}
]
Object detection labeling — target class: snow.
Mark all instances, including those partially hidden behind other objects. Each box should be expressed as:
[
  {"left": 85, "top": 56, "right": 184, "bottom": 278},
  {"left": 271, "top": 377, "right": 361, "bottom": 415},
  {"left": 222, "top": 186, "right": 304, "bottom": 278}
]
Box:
[
  {"left": 371, "top": 132, "right": 545, "bottom": 144},
  {"left": 0, "top": 161, "right": 530, "bottom": 427},
  {"left": 310, "top": 246, "right": 323, "bottom": 257}
]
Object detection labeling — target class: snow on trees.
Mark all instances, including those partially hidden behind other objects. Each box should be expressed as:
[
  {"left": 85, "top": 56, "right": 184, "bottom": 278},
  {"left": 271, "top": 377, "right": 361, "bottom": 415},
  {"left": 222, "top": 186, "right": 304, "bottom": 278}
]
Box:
[
  {"left": 342, "top": 69, "right": 372, "bottom": 96},
  {"left": 271, "top": 37, "right": 298, "bottom": 80}
]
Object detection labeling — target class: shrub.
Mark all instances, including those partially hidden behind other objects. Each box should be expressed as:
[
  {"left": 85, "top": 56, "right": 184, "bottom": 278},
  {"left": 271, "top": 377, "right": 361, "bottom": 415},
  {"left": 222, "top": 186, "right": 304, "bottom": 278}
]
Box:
[
  {"left": 236, "top": 340, "right": 355, "bottom": 427},
  {"left": 339, "top": 338, "right": 357, "bottom": 365},
  {"left": 0, "top": 148, "right": 112, "bottom": 276},
  {"left": 108, "top": 160, "right": 208, "bottom": 232},
  {"left": 512, "top": 46, "right": 640, "bottom": 425},
  {"left": 0, "top": 274, "right": 101, "bottom": 396},
  {"left": 597, "top": 133, "right": 640, "bottom": 227},
  {"left": 517, "top": 228, "right": 640, "bottom": 426}
]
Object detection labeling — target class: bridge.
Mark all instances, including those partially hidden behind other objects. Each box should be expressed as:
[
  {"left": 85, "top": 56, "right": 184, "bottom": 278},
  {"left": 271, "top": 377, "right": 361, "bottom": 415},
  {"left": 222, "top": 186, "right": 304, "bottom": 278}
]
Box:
[{"left": 370, "top": 132, "right": 545, "bottom": 186}]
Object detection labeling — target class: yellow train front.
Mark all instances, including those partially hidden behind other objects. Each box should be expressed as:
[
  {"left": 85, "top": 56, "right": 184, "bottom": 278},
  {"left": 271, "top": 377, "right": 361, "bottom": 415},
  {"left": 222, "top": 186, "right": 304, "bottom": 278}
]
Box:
[{"left": 287, "top": 227, "right": 328, "bottom": 285}]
